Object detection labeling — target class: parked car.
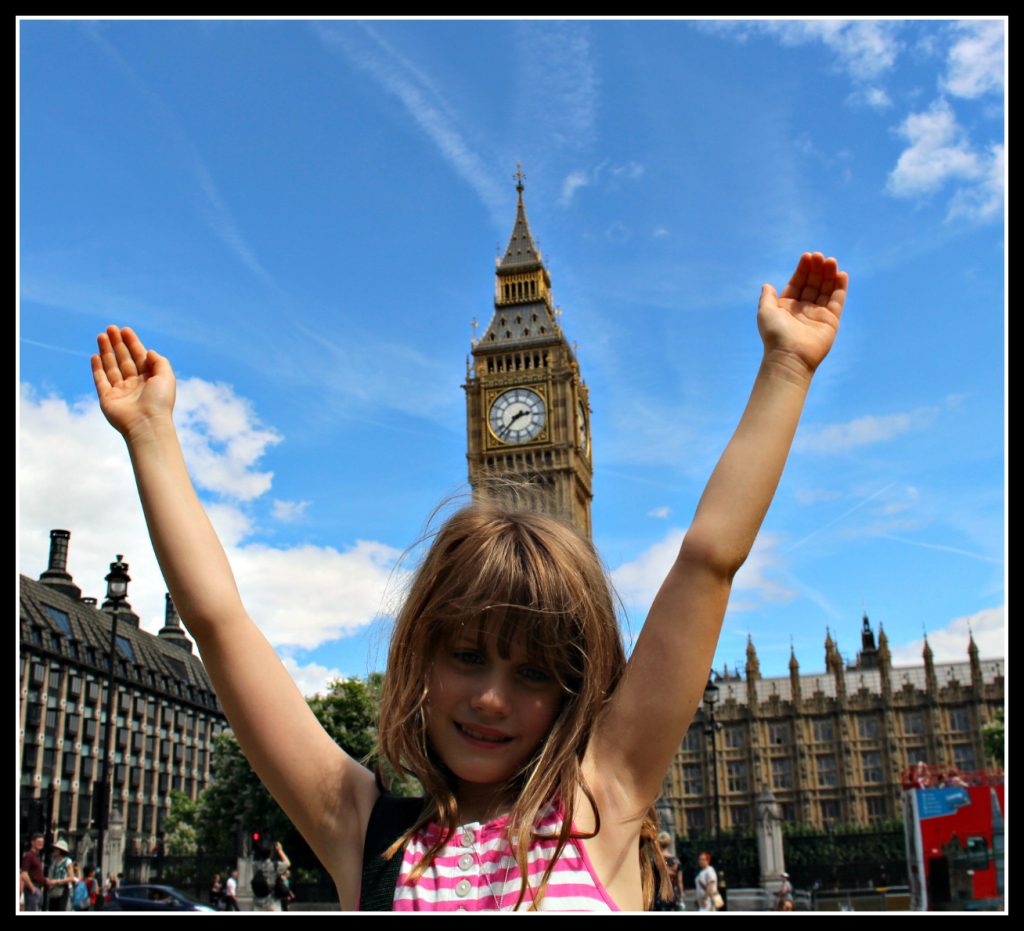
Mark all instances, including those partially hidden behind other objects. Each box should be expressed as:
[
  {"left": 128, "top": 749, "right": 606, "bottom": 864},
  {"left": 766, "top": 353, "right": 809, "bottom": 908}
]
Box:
[{"left": 104, "top": 884, "right": 218, "bottom": 912}]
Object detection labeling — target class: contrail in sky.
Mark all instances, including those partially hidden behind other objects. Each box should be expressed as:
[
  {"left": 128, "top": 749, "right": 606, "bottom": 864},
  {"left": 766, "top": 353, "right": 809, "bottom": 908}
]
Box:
[{"left": 785, "top": 480, "right": 898, "bottom": 554}]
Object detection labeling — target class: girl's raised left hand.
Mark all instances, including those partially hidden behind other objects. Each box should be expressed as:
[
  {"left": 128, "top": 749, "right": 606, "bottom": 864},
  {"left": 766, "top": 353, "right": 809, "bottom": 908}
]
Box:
[
  {"left": 92, "top": 326, "right": 176, "bottom": 440},
  {"left": 758, "top": 252, "right": 848, "bottom": 377}
]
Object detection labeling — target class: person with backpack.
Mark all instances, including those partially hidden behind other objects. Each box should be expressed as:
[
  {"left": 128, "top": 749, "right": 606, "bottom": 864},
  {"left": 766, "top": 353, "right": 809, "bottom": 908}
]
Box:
[
  {"left": 71, "top": 866, "right": 99, "bottom": 911},
  {"left": 252, "top": 841, "right": 290, "bottom": 912}
]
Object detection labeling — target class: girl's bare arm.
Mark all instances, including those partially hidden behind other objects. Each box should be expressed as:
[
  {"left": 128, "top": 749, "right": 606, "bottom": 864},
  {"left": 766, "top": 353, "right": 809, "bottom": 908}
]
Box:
[
  {"left": 585, "top": 254, "right": 848, "bottom": 813},
  {"left": 92, "top": 327, "right": 378, "bottom": 894}
]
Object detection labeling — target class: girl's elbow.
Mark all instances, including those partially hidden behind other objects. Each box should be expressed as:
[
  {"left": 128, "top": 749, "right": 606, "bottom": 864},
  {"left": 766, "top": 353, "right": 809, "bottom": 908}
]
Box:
[{"left": 678, "top": 531, "right": 747, "bottom": 581}]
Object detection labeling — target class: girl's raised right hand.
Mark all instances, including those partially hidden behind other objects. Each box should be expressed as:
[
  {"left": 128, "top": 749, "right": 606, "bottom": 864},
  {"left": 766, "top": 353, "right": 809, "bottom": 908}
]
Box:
[{"left": 92, "top": 326, "right": 176, "bottom": 439}]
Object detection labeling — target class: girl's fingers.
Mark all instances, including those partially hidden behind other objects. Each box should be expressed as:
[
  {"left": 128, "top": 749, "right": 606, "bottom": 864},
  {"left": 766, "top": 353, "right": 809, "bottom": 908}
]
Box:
[
  {"left": 107, "top": 326, "right": 139, "bottom": 379},
  {"left": 96, "top": 332, "right": 124, "bottom": 387},
  {"left": 91, "top": 354, "right": 111, "bottom": 395},
  {"left": 121, "top": 327, "right": 149, "bottom": 372}
]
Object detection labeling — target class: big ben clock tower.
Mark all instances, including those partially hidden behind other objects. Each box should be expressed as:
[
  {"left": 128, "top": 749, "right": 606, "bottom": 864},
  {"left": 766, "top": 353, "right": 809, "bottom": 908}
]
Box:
[{"left": 464, "top": 167, "right": 593, "bottom": 538}]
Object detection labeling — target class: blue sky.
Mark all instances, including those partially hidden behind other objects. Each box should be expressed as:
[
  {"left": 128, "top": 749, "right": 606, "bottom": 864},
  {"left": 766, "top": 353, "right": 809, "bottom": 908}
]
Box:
[{"left": 19, "top": 18, "right": 1005, "bottom": 697}]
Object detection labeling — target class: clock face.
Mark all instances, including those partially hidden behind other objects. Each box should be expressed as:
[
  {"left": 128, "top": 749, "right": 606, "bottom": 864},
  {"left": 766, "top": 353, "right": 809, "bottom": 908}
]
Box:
[{"left": 489, "top": 388, "right": 546, "bottom": 444}]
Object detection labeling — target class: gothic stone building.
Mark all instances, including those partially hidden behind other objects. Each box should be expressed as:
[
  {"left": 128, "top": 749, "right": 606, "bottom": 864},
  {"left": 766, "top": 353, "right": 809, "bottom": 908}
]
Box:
[
  {"left": 464, "top": 169, "right": 593, "bottom": 537},
  {"left": 19, "top": 531, "right": 228, "bottom": 858},
  {"left": 661, "top": 615, "right": 1003, "bottom": 837}
]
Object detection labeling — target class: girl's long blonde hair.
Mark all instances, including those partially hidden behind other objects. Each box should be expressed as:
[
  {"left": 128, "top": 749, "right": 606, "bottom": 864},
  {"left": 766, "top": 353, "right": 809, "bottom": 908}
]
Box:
[{"left": 375, "top": 501, "right": 667, "bottom": 909}]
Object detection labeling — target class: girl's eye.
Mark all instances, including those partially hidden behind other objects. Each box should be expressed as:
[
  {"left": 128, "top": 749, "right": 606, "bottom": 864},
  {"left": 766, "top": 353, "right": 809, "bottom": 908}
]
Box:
[
  {"left": 453, "top": 651, "right": 484, "bottom": 665},
  {"left": 520, "top": 666, "right": 551, "bottom": 683}
]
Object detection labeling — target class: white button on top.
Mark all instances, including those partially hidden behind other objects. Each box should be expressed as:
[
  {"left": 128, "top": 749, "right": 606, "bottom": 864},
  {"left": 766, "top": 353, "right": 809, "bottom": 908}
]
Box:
[
  {"left": 455, "top": 879, "right": 472, "bottom": 897},
  {"left": 460, "top": 831, "right": 475, "bottom": 847},
  {"left": 458, "top": 853, "right": 474, "bottom": 871}
]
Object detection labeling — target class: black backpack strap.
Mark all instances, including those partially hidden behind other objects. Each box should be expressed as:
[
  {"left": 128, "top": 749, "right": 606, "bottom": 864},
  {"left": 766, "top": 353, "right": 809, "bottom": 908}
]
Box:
[{"left": 359, "top": 794, "right": 427, "bottom": 911}]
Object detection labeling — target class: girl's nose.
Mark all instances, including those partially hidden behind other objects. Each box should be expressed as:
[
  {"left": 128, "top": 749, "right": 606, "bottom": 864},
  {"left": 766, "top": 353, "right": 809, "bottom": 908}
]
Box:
[{"left": 471, "top": 678, "right": 512, "bottom": 716}]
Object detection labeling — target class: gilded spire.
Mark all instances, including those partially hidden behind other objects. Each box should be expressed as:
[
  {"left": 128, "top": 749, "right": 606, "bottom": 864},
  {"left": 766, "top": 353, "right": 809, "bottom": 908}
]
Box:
[{"left": 500, "top": 164, "right": 543, "bottom": 271}]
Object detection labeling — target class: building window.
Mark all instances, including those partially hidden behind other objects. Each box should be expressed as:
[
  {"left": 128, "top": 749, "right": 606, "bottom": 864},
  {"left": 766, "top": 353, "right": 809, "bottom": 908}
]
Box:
[
  {"left": 953, "top": 744, "right": 976, "bottom": 771},
  {"left": 866, "top": 796, "right": 887, "bottom": 824},
  {"left": 31, "top": 663, "right": 46, "bottom": 686},
  {"left": 682, "top": 727, "right": 702, "bottom": 751},
  {"left": 769, "top": 722, "right": 789, "bottom": 746},
  {"left": 772, "top": 757, "right": 793, "bottom": 789},
  {"left": 727, "top": 762, "right": 748, "bottom": 793},
  {"left": 731, "top": 806, "right": 750, "bottom": 830},
  {"left": 858, "top": 715, "right": 880, "bottom": 739},
  {"left": 42, "top": 605, "right": 73, "bottom": 636},
  {"left": 906, "top": 746, "right": 926, "bottom": 768},
  {"left": 861, "top": 751, "right": 883, "bottom": 783},
  {"left": 781, "top": 803, "right": 797, "bottom": 824},
  {"left": 49, "top": 669, "right": 64, "bottom": 691},
  {"left": 820, "top": 799, "right": 840, "bottom": 825},
  {"left": 813, "top": 719, "right": 834, "bottom": 742},
  {"left": 686, "top": 808, "right": 706, "bottom": 835},
  {"left": 902, "top": 711, "right": 924, "bottom": 736},
  {"left": 816, "top": 754, "right": 837, "bottom": 787},
  {"left": 725, "top": 726, "right": 746, "bottom": 750},
  {"left": 948, "top": 707, "right": 970, "bottom": 732},
  {"left": 683, "top": 764, "right": 702, "bottom": 795}
]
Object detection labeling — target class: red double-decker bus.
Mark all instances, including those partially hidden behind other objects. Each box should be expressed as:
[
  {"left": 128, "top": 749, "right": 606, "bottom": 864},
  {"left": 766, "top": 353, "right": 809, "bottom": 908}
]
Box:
[{"left": 901, "top": 765, "right": 1004, "bottom": 911}]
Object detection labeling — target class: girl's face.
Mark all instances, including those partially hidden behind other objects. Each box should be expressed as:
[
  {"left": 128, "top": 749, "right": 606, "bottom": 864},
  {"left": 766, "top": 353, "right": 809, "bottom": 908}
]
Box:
[{"left": 425, "top": 626, "right": 563, "bottom": 815}]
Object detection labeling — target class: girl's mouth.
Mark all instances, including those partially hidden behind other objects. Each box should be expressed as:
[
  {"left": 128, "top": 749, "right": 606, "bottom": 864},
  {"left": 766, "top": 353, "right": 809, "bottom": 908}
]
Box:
[{"left": 455, "top": 722, "right": 514, "bottom": 745}]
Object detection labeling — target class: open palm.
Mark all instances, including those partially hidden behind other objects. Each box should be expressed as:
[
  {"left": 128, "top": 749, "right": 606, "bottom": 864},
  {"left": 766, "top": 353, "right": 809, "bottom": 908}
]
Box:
[
  {"left": 758, "top": 252, "right": 848, "bottom": 375},
  {"left": 91, "top": 326, "right": 176, "bottom": 437}
]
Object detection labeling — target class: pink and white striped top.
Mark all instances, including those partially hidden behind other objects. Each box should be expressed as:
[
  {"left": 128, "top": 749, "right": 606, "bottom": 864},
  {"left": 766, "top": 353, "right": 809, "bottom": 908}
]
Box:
[{"left": 392, "top": 800, "right": 619, "bottom": 912}]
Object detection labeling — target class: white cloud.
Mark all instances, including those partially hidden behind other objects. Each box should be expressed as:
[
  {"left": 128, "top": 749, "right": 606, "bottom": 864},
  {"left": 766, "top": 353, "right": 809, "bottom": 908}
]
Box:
[
  {"left": 942, "top": 20, "right": 1005, "bottom": 99},
  {"left": 559, "top": 171, "right": 590, "bottom": 207},
  {"left": 847, "top": 86, "right": 893, "bottom": 110},
  {"left": 647, "top": 506, "right": 671, "bottom": 519},
  {"left": 272, "top": 499, "right": 311, "bottom": 523},
  {"left": 231, "top": 540, "right": 405, "bottom": 649},
  {"left": 281, "top": 656, "right": 348, "bottom": 700},
  {"left": 885, "top": 99, "right": 1003, "bottom": 222},
  {"left": 559, "top": 161, "right": 646, "bottom": 208},
  {"left": 652, "top": 227, "right": 671, "bottom": 238},
  {"left": 706, "top": 20, "right": 900, "bottom": 81},
  {"left": 946, "top": 143, "right": 1004, "bottom": 223},
  {"left": 19, "top": 383, "right": 404, "bottom": 652},
  {"left": 796, "top": 407, "right": 938, "bottom": 454},
  {"left": 175, "top": 378, "right": 281, "bottom": 502},
  {"left": 888, "top": 605, "right": 1004, "bottom": 665},
  {"left": 886, "top": 99, "right": 980, "bottom": 198},
  {"left": 610, "top": 528, "right": 793, "bottom": 613}
]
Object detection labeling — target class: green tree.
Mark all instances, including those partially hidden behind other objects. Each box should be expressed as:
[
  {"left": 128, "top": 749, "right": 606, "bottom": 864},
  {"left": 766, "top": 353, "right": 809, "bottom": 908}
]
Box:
[
  {"left": 981, "top": 708, "right": 1004, "bottom": 765},
  {"left": 194, "top": 673, "right": 421, "bottom": 860},
  {"left": 165, "top": 789, "right": 199, "bottom": 856}
]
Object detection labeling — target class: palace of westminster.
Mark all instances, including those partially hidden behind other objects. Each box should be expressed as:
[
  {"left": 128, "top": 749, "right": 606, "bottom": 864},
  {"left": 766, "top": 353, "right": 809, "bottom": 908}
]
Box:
[{"left": 19, "top": 175, "right": 1003, "bottom": 856}]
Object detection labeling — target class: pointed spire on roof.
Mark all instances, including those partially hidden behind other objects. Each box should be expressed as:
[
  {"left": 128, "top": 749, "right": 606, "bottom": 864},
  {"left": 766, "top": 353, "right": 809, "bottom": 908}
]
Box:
[
  {"left": 499, "top": 163, "right": 543, "bottom": 271},
  {"left": 922, "top": 632, "right": 934, "bottom": 660},
  {"left": 967, "top": 621, "right": 979, "bottom": 657}
]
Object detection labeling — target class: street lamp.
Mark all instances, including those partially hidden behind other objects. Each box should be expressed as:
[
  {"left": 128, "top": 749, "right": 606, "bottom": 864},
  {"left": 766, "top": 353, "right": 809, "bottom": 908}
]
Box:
[
  {"left": 703, "top": 675, "right": 722, "bottom": 840},
  {"left": 96, "top": 555, "right": 130, "bottom": 893}
]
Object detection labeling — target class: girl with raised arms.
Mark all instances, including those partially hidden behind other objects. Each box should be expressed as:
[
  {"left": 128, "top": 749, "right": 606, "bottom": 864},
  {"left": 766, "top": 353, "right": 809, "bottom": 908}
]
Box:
[{"left": 91, "top": 252, "right": 848, "bottom": 911}]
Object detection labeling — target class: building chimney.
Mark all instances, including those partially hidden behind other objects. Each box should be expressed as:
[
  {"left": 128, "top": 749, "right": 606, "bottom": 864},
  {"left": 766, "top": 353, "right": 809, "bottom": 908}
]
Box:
[
  {"left": 38, "top": 530, "right": 82, "bottom": 601},
  {"left": 157, "top": 593, "right": 193, "bottom": 654}
]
